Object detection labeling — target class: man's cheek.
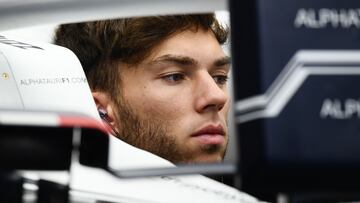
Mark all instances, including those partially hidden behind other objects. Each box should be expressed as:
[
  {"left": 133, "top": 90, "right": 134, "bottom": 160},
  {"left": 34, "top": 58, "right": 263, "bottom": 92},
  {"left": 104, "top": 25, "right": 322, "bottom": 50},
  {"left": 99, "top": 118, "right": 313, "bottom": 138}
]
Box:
[{"left": 145, "top": 98, "right": 184, "bottom": 116}]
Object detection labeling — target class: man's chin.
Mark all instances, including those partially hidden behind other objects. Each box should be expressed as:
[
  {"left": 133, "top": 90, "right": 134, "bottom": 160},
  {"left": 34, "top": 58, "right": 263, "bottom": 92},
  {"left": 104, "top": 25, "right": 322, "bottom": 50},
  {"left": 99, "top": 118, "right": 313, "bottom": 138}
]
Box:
[{"left": 182, "top": 153, "right": 225, "bottom": 164}]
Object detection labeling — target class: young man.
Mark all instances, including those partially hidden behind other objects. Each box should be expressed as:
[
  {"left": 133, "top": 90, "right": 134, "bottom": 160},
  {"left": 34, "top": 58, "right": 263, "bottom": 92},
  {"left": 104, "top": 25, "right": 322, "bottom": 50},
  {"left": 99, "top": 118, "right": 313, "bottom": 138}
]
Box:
[{"left": 55, "top": 14, "right": 231, "bottom": 164}]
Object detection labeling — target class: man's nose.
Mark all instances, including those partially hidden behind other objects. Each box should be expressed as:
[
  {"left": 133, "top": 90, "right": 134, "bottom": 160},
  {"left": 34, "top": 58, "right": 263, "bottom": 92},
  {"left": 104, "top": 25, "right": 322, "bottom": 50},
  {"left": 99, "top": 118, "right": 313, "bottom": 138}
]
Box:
[{"left": 194, "top": 72, "right": 228, "bottom": 113}]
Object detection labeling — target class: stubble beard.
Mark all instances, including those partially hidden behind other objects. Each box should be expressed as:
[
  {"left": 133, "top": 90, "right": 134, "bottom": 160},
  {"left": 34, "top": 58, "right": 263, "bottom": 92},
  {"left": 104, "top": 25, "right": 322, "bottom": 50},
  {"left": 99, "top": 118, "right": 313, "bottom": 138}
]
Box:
[{"left": 113, "top": 94, "right": 228, "bottom": 164}]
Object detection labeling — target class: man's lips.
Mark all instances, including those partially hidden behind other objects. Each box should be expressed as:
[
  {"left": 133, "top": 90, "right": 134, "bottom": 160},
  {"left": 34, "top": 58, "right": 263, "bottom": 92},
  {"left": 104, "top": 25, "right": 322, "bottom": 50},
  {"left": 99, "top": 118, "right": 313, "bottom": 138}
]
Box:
[{"left": 191, "top": 125, "right": 225, "bottom": 145}]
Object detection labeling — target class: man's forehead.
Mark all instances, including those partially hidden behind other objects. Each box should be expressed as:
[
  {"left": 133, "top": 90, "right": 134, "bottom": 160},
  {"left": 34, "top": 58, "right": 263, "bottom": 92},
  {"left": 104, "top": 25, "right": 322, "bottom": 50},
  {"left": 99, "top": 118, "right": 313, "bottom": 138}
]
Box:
[{"left": 146, "top": 30, "right": 226, "bottom": 62}]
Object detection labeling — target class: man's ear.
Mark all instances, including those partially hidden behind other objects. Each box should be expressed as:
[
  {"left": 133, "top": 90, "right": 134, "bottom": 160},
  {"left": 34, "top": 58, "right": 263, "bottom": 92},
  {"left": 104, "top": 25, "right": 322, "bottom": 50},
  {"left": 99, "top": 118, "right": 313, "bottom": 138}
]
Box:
[{"left": 92, "top": 91, "right": 117, "bottom": 130}]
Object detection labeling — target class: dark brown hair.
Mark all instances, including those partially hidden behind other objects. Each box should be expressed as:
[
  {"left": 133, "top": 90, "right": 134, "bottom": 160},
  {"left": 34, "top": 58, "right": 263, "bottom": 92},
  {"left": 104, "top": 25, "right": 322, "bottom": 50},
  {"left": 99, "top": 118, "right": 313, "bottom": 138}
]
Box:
[{"left": 54, "top": 14, "right": 228, "bottom": 100}]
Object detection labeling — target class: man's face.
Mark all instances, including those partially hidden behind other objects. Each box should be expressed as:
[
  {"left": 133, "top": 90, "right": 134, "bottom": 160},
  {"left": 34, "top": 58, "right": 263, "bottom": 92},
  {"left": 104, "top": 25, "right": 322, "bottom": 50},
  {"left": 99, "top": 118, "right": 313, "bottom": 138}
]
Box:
[{"left": 113, "top": 29, "right": 230, "bottom": 163}]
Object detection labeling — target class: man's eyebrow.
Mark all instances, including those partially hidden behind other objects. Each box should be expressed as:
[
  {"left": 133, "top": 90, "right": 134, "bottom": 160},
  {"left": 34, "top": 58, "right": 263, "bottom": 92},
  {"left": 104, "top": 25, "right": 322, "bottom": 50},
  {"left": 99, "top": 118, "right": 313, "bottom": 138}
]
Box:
[
  {"left": 214, "top": 56, "right": 231, "bottom": 67},
  {"left": 149, "top": 54, "right": 198, "bottom": 66}
]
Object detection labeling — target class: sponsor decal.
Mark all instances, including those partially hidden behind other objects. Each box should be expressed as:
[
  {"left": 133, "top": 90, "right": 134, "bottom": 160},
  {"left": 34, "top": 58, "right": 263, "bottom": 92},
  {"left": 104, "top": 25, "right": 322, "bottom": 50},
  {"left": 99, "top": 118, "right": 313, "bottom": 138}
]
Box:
[
  {"left": 0, "top": 35, "right": 44, "bottom": 50},
  {"left": 20, "top": 77, "right": 87, "bottom": 86}
]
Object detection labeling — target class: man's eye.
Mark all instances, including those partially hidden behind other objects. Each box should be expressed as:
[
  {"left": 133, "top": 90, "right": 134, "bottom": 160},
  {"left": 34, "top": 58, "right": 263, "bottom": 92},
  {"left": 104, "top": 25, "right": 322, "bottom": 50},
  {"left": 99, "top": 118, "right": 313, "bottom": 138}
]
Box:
[
  {"left": 161, "top": 73, "right": 185, "bottom": 83},
  {"left": 213, "top": 75, "right": 229, "bottom": 85}
]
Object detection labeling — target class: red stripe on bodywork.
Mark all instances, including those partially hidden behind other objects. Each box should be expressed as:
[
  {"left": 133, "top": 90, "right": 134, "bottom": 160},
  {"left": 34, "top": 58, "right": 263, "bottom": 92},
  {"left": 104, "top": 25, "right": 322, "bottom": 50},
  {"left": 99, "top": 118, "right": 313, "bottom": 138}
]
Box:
[{"left": 59, "top": 116, "right": 110, "bottom": 135}]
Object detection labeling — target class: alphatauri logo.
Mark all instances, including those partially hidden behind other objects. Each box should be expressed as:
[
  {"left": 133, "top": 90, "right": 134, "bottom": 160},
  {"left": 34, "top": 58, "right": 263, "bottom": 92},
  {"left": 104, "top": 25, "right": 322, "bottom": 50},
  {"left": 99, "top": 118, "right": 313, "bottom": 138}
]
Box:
[
  {"left": 320, "top": 98, "right": 360, "bottom": 119},
  {"left": 294, "top": 8, "right": 360, "bottom": 29}
]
